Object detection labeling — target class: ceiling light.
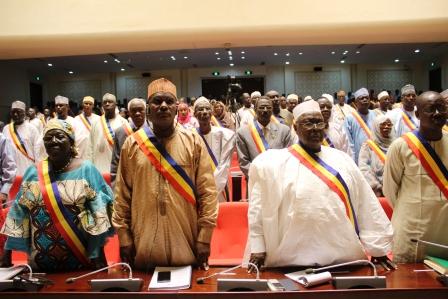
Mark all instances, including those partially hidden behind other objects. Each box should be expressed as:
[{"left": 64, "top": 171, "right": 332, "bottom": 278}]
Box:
[
  {"left": 104, "top": 60, "right": 108, "bottom": 63},
  {"left": 356, "top": 51, "right": 360, "bottom": 54},
  {"left": 229, "top": 56, "right": 233, "bottom": 60},
  {"left": 343, "top": 50, "right": 349, "bottom": 54},
  {"left": 171, "top": 56, "right": 176, "bottom": 61},
  {"left": 47, "top": 63, "right": 53, "bottom": 67},
  {"left": 331, "top": 51, "right": 335, "bottom": 55},
  {"left": 285, "top": 61, "right": 290, "bottom": 65},
  {"left": 215, "top": 52, "right": 220, "bottom": 55},
  {"left": 229, "top": 63, "right": 234, "bottom": 67},
  {"left": 120, "top": 68, "right": 125, "bottom": 71},
  {"left": 217, "top": 57, "right": 221, "bottom": 60},
  {"left": 241, "top": 51, "right": 245, "bottom": 54},
  {"left": 394, "top": 59, "right": 400, "bottom": 63},
  {"left": 286, "top": 53, "right": 290, "bottom": 56},
  {"left": 114, "top": 59, "right": 120, "bottom": 63},
  {"left": 68, "top": 71, "right": 74, "bottom": 74},
  {"left": 274, "top": 52, "right": 278, "bottom": 56},
  {"left": 227, "top": 50, "right": 232, "bottom": 56},
  {"left": 414, "top": 49, "right": 420, "bottom": 53},
  {"left": 241, "top": 57, "right": 245, "bottom": 59},
  {"left": 431, "top": 62, "right": 435, "bottom": 66},
  {"left": 340, "top": 60, "right": 345, "bottom": 64},
  {"left": 299, "top": 52, "right": 303, "bottom": 55},
  {"left": 184, "top": 56, "right": 188, "bottom": 59}
]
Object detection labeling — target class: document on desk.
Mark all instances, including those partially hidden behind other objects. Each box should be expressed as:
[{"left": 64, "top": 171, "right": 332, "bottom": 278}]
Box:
[
  {"left": 148, "top": 265, "right": 192, "bottom": 290},
  {"left": 0, "top": 266, "right": 26, "bottom": 281}
]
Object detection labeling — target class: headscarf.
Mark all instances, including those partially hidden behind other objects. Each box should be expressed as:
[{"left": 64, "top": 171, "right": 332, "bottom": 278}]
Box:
[
  {"left": 372, "top": 115, "right": 394, "bottom": 151},
  {"left": 177, "top": 102, "right": 192, "bottom": 124},
  {"left": 44, "top": 118, "right": 75, "bottom": 141},
  {"left": 213, "top": 101, "right": 235, "bottom": 130}
]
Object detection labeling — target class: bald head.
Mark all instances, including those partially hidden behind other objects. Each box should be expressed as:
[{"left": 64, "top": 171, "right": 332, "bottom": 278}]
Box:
[
  {"left": 416, "top": 91, "right": 441, "bottom": 110},
  {"left": 415, "top": 91, "right": 447, "bottom": 138}
]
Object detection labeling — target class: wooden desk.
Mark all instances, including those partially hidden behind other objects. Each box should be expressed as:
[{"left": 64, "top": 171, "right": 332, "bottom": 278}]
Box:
[{"left": 2, "top": 263, "right": 447, "bottom": 299}]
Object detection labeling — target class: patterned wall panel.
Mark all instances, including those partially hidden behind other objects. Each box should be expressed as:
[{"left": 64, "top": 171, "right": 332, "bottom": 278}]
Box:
[
  {"left": 58, "top": 80, "right": 102, "bottom": 104},
  {"left": 125, "top": 76, "right": 172, "bottom": 99},
  {"left": 294, "top": 71, "right": 341, "bottom": 99},
  {"left": 366, "top": 70, "right": 412, "bottom": 93}
]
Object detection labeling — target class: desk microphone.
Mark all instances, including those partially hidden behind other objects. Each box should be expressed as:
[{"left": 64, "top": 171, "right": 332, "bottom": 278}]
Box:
[
  {"left": 305, "top": 259, "right": 378, "bottom": 276},
  {"left": 196, "top": 263, "right": 260, "bottom": 284},
  {"left": 66, "top": 263, "right": 143, "bottom": 292},
  {"left": 410, "top": 238, "right": 448, "bottom": 249}
]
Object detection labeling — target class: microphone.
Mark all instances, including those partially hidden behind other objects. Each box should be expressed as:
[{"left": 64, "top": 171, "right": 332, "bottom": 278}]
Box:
[
  {"left": 197, "top": 263, "right": 260, "bottom": 284},
  {"left": 305, "top": 259, "right": 378, "bottom": 276},
  {"left": 65, "top": 263, "right": 143, "bottom": 292},
  {"left": 411, "top": 238, "right": 448, "bottom": 249}
]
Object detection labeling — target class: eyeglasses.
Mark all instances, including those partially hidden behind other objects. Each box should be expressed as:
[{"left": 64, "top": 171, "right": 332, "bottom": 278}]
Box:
[{"left": 300, "top": 122, "right": 326, "bottom": 130}]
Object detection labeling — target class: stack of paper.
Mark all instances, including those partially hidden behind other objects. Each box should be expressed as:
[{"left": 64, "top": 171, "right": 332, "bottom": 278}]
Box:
[
  {"left": 148, "top": 266, "right": 192, "bottom": 290},
  {"left": 424, "top": 256, "right": 448, "bottom": 275}
]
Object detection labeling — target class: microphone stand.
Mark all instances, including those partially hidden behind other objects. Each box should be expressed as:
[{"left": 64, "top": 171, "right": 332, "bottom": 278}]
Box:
[{"left": 65, "top": 263, "right": 143, "bottom": 292}]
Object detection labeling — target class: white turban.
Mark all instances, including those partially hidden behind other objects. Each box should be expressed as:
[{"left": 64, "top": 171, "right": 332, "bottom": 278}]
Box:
[
  {"left": 127, "top": 98, "right": 146, "bottom": 111},
  {"left": 354, "top": 88, "right": 369, "bottom": 99},
  {"left": 55, "top": 95, "right": 69, "bottom": 105},
  {"left": 251, "top": 91, "right": 261, "bottom": 98},
  {"left": 303, "top": 95, "right": 314, "bottom": 102},
  {"left": 103, "top": 93, "right": 117, "bottom": 103},
  {"left": 83, "top": 96, "right": 94, "bottom": 104},
  {"left": 321, "top": 93, "right": 334, "bottom": 103},
  {"left": 377, "top": 91, "right": 389, "bottom": 100},
  {"left": 286, "top": 94, "right": 299, "bottom": 101},
  {"left": 401, "top": 84, "right": 415, "bottom": 96},
  {"left": 441, "top": 89, "right": 448, "bottom": 99},
  {"left": 194, "top": 96, "right": 210, "bottom": 109},
  {"left": 11, "top": 101, "right": 26, "bottom": 110},
  {"left": 293, "top": 100, "right": 321, "bottom": 120}
]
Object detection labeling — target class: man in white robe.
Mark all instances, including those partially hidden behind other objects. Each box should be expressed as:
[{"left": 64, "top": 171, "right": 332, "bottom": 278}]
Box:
[
  {"left": 331, "top": 90, "right": 355, "bottom": 125},
  {"left": 238, "top": 91, "right": 259, "bottom": 127},
  {"left": 88, "top": 93, "right": 127, "bottom": 173},
  {"left": 194, "top": 97, "right": 235, "bottom": 202},
  {"left": 27, "top": 108, "right": 44, "bottom": 134},
  {"left": 246, "top": 100, "right": 393, "bottom": 270},
  {"left": 386, "top": 84, "right": 419, "bottom": 137},
  {"left": 75, "top": 96, "right": 100, "bottom": 141},
  {"left": 383, "top": 91, "right": 448, "bottom": 263},
  {"left": 2, "top": 101, "right": 44, "bottom": 176}
]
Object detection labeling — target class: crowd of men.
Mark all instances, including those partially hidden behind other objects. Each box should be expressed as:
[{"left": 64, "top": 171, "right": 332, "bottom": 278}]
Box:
[{"left": 0, "top": 78, "right": 447, "bottom": 271}]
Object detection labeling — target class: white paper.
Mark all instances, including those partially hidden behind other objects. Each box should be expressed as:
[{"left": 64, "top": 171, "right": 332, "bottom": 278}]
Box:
[
  {"left": 285, "top": 270, "right": 332, "bottom": 288},
  {"left": 0, "top": 266, "right": 26, "bottom": 281},
  {"left": 148, "top": 265, "right": 192, "bottom": 290}
]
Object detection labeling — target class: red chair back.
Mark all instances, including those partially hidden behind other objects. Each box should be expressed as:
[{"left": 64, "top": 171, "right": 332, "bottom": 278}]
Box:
[
  {"left": 209, "top": 202, "right": 248, "bottom": 266},
  {"left": 378, "top": 197, "right": 393, "bottom": 220}
]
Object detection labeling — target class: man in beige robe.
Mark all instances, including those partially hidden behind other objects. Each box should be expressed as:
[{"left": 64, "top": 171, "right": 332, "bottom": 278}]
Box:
[
  {"left": 112, "top": 78, "right": 218, "bottom": 270},
  {"left": 383, "top": 91, "right": 448, "bottom": 263}
]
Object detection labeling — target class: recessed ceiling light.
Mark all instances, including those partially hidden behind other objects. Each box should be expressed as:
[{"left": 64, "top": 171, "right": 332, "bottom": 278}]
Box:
[
  {"left": 299, "top": 52, "right": 303, "bottom": 55},
  {"left": 331, "top": 51, "right": 335, "bottom": 55},
  {"left": 215, "top": 52, "right": 219, "bottom": 55},
  {"left": 414, "top": 49, "right": 420, "bottom": 53},
  {"left": 285, "top": 61, "right": 290, "bottom": 65},
  {"left": 170, "top": 56, "right": 176, "bottom": 61},
  {"left": 47, "top": 63, "right": 53, "bottom": 67},
  {"left": 340, "top": 60, "right": 345, "bottom": 64},
  {"left": 104, "top": 60, "right": 108, "bottom": 63},
  {"left": 286, "top": 53, "right": 290, "bottom": 56},
  {"left": 120, "top": 68, "right": 125, "bottom": 71},
  {"left": 241, "top": 57, "right": 245, "bottom": 59},
  {"left": 217, "top": 57, "right": 221, "bottom": 60},
  {"left": 114, "top": 59, "right": 120, "bottom": 63},
  {"left": 241, "top": 51, "right": 245, "bottom": 54},
  {"left": 394, "top": 59, "right": 400, "bottom": 63},
  {"left": 184, "top": 56, "right": 188, "bottom": 59},
  {"left": 343, "top": 50, "right": 349, "bottom": 54},
  {"left": 229, "top": 63, "right": 234, "bottom": 67},
  {"left": 68, "top": 71, "right": 74, "bottom": 74},
  {"left": 274, "top": 52, "right": 278, "bottom": 56},
  {"left": 228, "top": 50, "right": 232, "bottom": 56},
  {"left": 229, "top": 56, "right": 233, "bottom": 60},
  {"left": 356, "top": 51, "right": 360, "bottom": 54},
  {"left": 431, "top": 62, "right": 435, "bottom": 66}
]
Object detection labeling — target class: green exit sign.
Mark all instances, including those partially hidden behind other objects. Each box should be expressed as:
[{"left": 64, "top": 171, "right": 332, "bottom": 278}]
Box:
[
  {"left": 212, "top": 71, "right": 220, "bottom": 76},
  {"left": 244, "top": 70, "right": 253, "bottom": 75}
]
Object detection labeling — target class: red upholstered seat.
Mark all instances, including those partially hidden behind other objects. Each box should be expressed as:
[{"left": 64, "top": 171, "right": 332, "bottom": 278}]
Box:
[
  {"left": 378, "top": 197, "right": 393, "bottom": 220},
  {"left": 209, "top": 202, "right": 248, "bottom": 266}
]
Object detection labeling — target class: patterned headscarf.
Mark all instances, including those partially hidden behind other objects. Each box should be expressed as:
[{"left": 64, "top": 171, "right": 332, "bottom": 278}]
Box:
[{"left": 44, "top": 118, "right": 75, "bottom": 141}]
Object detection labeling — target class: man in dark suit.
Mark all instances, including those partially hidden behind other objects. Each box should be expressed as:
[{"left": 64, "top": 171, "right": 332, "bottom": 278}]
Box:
[
  {"left": 110, "top": 98, "right": 147, "bottom": 184},
  {"left": 236, "top": 96, "right": 293, "bottom": 179}
]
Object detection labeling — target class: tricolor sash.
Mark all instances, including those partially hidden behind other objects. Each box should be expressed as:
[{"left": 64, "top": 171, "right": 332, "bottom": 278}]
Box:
[
  {"left": 122, "top": 121, "right": 134, "bottom": 137},
  {"left": 100, "top": 115, "right": 115, "bottom": 147},
  {"left": 402, "top": 131, "right": 448, "bottom": 199},
  {"left": 322, "top": 135, "right": 335, "bottom": 148},
  {"left": 443, "top": 125, "right": 448, "bottom": 132},
  {"left": 211, "top": 115, "right": 223, "bottom": 127},
  {"left": 249, "top": 121, "right": 269, "bottom": 153},
  {"left": 39, "top": 116, "right": 47, "bottom": 127},
  {"left": 289, "top": 143, "right": 359, "bottom": 234},
  {"left": 134, "top": 127, "right": 197, "bottom": 205},
  {"left": 271, "top": 115, "right": 285, "bottom": 124},
  {"left": 366, "top": 139, "right": 386, "bottom": 164},
  {"left": 351, "top": 111, "right": 372, "bottom": 139},
  {"left": 195, "top": 128, "right": 218, "bottom": 171},
  {"left": 37, "top": 160, "right": 90, "bottom": 266},
  {"left": 249, "top": 109, "right": 256, "bottom": 116},
  {"left": 79, "top": 114, "right": 92, "bottom": 132},
  {"left": 8, "top": 123, "right": 34, "bottom": 162},
  {"left": 401, "top": 110, "right": 417, "bottom": 131}
]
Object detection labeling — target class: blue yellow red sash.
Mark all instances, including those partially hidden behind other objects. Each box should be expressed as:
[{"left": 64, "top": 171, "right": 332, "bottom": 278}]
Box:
[
  {"left": 8, "top": 123, "right": 34, "bottom": 162},
  {"left": 443, "top": 125, "right": 448, "bottom": 132},
  {"left": 79, "top": 113, "right": 92, "bottom": 131},
  {"left": 39, "top": 116, "right": 47, "bottom": 127},
  {"left": 289, "top": 143, "right": 359, "bottom": 234},
  {"left": 351, "top": 111, "right": 372, "bottom": 139},
  {"left": 401, "top": 110, "right": 417, "bottom": 131},
  {"left": 134, "top": 127, "right": 196, "bottom": 205},
  {"left": 271, "top": 115, "right": 284, "bottom": 124},
  {"left": 123, "top": 121, "right": 134, "bottom": 137},
  {"left": 100, "top": 115, "right": 115, "bottom": 147},
  {"left": 249, "top": 109, "right": 256, "bottom": 116},
  {"left": 402, "top": 131, "right": 448, "bottom": 199},
  {"left": 322, "top": 135, "right": 334, "bottom": 148},
  {"left": 211, "top": 115, "right": 223, "bottom": 127},
  {"left": 37, "top": 160, "right": 90, "bottom": 266},
  {"left": 195, "top": 128, "right": 218, "bottom": 171},
  {"left": 366, "top": 139, "right": 386, "bottom": 164},
  {"left": 249, "top": 121, "right": 269, "bottom": 153}
]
